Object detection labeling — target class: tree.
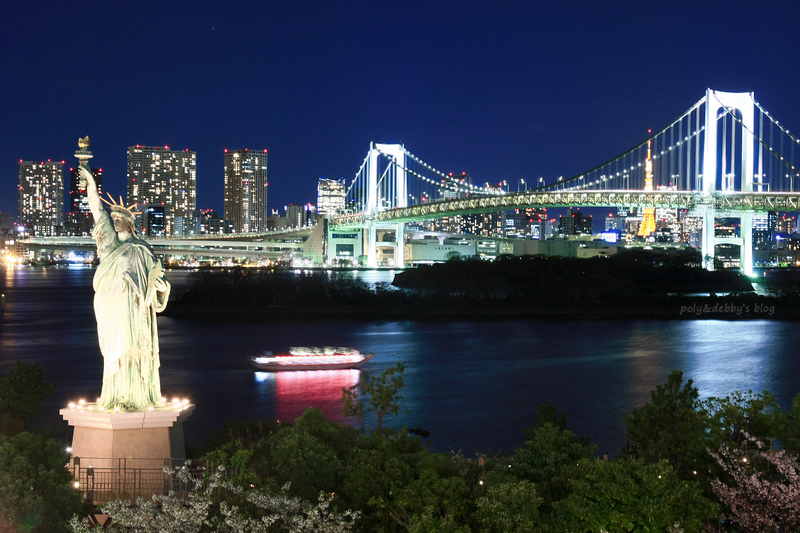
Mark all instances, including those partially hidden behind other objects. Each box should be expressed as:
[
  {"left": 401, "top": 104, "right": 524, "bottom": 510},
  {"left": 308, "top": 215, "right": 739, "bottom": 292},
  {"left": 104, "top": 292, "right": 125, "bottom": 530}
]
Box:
[
  {"left": 511, "top": 402, "right": 596, "bottom": 510},
  {"left": 372, "top": 468, "right": 472, "bottom": 532},
  {"left": 474, "top": 480, "right": 543, "bottom": 533},
  {"left": 0, "top": 361, "right": 57, "bottom": 432},
  {"left": 773, "top": 392, "right": 800, "bottom": 454},
  {"left": 552, "top": 458, "right": 716, "bottom": 531},
  {"left": 268, "top": 409, "right": 356, "bottom": 501},
  {"left": 0, "top": 432, "right": 84, "bottom": 533},
  {"left": 342, "top": 363, "right": 405, "bottom": 435},
  {"left": 625, "top": 370, "right": 709, "bottom": 478},
  {"left": 710, "top": 434, "right": 800, "bottom": 531},
  {"left": 341, "top": 386, "right": 365, "bottom": 434},
  {"left": 703, "top": 390, "right": 780, "bottom": 450},
  {"left": 69, "top": 466, "right": 360, "bottom": 533}
]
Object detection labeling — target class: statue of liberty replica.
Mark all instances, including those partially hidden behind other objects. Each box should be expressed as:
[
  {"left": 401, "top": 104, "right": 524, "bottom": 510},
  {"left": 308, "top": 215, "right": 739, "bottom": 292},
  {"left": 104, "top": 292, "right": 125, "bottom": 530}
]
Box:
[
  {"left": 63, "top": 138, "right": 190, "bottom": 505},
  {"left": 76, "top": 136, "right": 170, "bottom": 410}
]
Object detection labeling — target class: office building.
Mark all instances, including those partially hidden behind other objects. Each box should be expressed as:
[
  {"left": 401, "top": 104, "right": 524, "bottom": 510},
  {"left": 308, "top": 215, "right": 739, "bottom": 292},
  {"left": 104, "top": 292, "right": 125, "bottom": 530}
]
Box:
[
  {"left": 285, "top": 203, "right": 316, "bottom": 228},
  {"left": 18, "top": 160, "right": 64, "bottom": 236},
  {"left": 67, "top": 166, "right": 103, "bottom": 236},
  {"left": 127, "top": 145, "right": 196, "bottom": 236},
  {"left": 224, "top": 149, "right": 268, "bottom": 233},
  {"left": 317, "top": 177, "right": 345, "bottom": 216},
  {"left": 559, "top": 209, "right": 592, "bottom": 236}
]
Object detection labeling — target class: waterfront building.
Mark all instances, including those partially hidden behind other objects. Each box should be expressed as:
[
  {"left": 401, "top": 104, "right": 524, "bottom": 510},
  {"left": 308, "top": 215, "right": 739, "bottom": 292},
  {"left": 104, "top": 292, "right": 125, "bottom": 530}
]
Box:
[
  {"left": 224, "top": 149, "right": 268, "bottom": 233},
  {"left": 285, "top": 203, "right": 315, "bottom": 228},
  {"left": 775, "top": 214, "right": 795, "bottom": 236},
  {"left": 127, "top": 145, "right": 196, "bottom": 236},
  {"left": 752, "top": 213, "right": 770, "bottom": 250},
  {"left": 18, "top": 160, "right": 64, "bottom": 236},
  {"left": 173, "top": 210, "right": 200, "bottom": 237},
  {"left": 559, "top": 209, "right": 592, "bottom": 236},
  {"left": 267, "top": 215, "right": 290, "bottom": 231},
  {"left": 317, "top": 177, "right": 345, "bottom": 216},
  {"left": 143, "top": 204, "right": 166, "bottom": 236},
  {"left": 198, "top": 210, "right": 234, "bottom": 235},
  {"left": 67, "top": 166, "right": 102, "bottom": 236},
  {"left": 532, "top": 218, "right": 556, "bottom": 240},
  {"left": 605, "top": 213, "right": 626, "bottom": 232}
]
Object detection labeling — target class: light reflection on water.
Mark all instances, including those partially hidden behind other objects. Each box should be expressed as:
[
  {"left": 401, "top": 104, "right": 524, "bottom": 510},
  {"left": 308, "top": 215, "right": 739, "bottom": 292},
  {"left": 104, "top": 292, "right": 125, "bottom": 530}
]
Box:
[
  {"left": 2, "top": 267, "right": 800, "bottom": 456},
  {"left": 254, "top": 369, "right": 359, "bottom": 424}
]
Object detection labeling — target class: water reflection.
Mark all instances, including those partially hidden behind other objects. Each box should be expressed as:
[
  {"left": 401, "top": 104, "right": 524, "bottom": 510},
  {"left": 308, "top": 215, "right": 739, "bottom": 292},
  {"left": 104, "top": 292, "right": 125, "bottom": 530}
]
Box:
[
  {"left": 254, "top": 369, "right": 360, "bottom": 424},
  {"left": 683, "top": 320, "right": 774, "bottom": 397}
]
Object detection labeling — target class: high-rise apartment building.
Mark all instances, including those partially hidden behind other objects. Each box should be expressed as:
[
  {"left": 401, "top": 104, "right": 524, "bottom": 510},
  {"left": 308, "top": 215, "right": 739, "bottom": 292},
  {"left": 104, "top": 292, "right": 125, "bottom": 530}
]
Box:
[
  {"left": 18, "top": 160, "right": 64, "bottom": 236},
  {"left": 67, "top": 166, "right": 103, "bottom": 236},
  {"left": 317, "top": 177, "right": 345, "bottom": 215},
  {"left": 127, "top": 145, "right": 196, "bottom": 236},
  {"left": 224, "top": 149, "right": 268, "bottom": 233}
]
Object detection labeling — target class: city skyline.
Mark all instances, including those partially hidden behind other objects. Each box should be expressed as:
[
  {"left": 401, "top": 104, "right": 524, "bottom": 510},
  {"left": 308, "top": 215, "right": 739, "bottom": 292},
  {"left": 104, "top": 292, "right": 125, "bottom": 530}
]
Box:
[{"left": 3, "top": 2, "right": 800, "bottom": 219}]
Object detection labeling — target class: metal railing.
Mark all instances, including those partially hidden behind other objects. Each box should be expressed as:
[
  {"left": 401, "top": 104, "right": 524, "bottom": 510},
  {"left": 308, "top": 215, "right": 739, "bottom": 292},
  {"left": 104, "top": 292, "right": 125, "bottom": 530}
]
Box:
[{"left": 69, "top": 456, "right": 191, "bottom": 506}]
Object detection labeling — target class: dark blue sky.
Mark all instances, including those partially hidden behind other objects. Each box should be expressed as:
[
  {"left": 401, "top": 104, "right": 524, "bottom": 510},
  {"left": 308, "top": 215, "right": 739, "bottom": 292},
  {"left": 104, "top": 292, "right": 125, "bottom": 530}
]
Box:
[{"left": 3, "top": 1, "right": 800, "bottom": 217}]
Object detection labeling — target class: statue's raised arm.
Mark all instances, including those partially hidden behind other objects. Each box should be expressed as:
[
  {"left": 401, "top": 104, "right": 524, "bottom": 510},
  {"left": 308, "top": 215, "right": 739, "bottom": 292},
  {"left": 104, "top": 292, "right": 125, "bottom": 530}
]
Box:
[{"left": 78, "top": 165, "right": 105, "bottom": 223}]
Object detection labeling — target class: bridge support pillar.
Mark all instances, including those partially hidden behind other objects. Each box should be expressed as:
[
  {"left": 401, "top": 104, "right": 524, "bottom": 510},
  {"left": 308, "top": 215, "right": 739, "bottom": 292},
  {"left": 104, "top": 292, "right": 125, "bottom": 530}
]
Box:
[
  {"left": 740, "top": 211, "right": 754, "bottom": 277},
  {"left": 366, "top": 223, "right": 377, "bottom": 268},
  {"left": 395, "top": 223, "right": 405, "bottom": 268},
  {"left": 701, "top": 207, "right": 716, "bottom": 270}
]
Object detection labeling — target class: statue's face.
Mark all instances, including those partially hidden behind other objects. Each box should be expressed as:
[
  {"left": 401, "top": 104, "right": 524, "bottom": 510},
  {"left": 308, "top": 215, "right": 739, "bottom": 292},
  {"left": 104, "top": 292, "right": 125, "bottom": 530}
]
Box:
[{"left": 111, "top": 215, "right": 133, "bottom": 235}]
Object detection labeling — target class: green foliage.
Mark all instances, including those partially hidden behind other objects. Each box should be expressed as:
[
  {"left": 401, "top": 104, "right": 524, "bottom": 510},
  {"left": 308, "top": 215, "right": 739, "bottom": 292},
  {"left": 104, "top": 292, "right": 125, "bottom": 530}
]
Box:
[
  {"left": 374, "top": 469, "right": 472, "bottom": 532},
  {"left": 340, "top": 384, "right": 365, "bottom": 434},
  {"left": 625, "top": 370, "right": 709, "bottom": 477},
  {"left": 0, "top": 361, "right": 57, "bottom": 432},
  {"left": 773, "top": 392, "right": 800, "bottom": 454},
  {"left": 703, "top": 390, "right": 780, "bottom": 449},
  {"left": 511, "top": 402, "right": 596, "bottom": 509},
  {"left": 270, "top": 427, "right": 344, "bottom": 501},
  {"left": 342, "top": 362, "right": 405, "bottom": 435},
  {"left": 552, "top": 458, "right": 717, "bottom": 531},
  {"left": 0, "top": 432, "right": 84, "bottom": 533},
  {"left": 474, "top": 480, "right": 542, "bottom": 532}
]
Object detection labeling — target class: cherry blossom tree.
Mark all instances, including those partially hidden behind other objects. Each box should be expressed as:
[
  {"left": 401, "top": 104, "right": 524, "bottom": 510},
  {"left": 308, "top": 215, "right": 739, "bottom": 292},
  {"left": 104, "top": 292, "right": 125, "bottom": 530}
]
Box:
[
  {"left": 710, "top": 434, "right": 800, "bottom": 531},
  {"left": 69, "top": 465, "right": 359, "bottom": 533}
]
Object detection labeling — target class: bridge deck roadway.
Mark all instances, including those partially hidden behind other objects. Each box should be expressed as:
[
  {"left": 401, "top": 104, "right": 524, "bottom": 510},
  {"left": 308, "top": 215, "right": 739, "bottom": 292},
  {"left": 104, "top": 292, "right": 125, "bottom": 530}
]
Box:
[
  {"left": 331, "top": 190, "right": 800, "bottom": 227},
  {"left": 27, "top": 229, "right": 313, "bottom": 260}
]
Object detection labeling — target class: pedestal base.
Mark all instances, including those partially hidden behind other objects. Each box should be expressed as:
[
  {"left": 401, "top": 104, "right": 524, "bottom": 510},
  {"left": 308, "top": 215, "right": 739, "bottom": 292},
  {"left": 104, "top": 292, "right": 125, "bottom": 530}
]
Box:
[
  {"left": 61, "top": 403, "right": 195, "bottom": 465},
  {"left": 60, "top": 403, "right": 195, "bottom": 504}
]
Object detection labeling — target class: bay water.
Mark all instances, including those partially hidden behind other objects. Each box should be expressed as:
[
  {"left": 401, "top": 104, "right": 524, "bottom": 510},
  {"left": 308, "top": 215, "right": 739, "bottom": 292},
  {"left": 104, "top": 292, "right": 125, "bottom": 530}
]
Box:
[{"left": 1, "top": 266, "right": 798, "bottom": 456}]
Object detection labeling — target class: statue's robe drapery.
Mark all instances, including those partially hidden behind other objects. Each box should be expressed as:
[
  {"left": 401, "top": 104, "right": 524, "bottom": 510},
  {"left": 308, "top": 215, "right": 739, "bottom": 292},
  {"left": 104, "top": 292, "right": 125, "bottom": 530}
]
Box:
[{"left": 92, "top": 214, "right": 170, "bottom": 409}]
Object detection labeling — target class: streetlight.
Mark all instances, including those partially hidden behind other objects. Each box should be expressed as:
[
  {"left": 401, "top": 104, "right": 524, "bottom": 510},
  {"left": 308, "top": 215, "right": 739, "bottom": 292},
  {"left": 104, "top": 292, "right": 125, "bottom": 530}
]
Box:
[
  {"left": 538, "top": 177, "right": 544, "bottom": 189},
  {"left": 519, "top": 178, "right": 526, "bottom": 192}
]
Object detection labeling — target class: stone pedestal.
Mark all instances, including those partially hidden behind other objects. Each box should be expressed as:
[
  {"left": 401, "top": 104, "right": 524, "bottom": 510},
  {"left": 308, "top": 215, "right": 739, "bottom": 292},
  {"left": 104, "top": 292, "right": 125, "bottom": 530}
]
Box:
[{"left": 60, "top": 403, "right": 195, "bottom": 504}]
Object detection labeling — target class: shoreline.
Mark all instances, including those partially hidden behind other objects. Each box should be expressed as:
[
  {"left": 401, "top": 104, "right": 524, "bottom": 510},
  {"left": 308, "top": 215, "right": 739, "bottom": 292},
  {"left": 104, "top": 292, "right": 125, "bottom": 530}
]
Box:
[{"left": 162, "top": 295, "right": 793, "bottom": 321}]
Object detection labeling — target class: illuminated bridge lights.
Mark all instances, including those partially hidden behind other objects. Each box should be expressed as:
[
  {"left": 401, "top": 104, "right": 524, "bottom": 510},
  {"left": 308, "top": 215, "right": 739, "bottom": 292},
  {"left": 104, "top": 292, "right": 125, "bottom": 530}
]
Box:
[{"left": 328, "top": 190, "right": 800, "bottom": 228}]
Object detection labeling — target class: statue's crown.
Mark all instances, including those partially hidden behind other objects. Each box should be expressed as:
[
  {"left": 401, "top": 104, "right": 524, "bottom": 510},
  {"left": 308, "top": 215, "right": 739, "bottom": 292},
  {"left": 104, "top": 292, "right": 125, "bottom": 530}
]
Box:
[{"left": 101, "top": 193, "right": 141, "bottom": 222}]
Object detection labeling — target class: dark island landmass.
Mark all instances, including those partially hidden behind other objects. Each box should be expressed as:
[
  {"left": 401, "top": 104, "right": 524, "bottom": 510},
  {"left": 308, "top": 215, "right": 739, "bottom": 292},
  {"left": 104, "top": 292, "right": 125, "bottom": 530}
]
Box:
[{"left": 163, "top": 249, "right": 800, "bottom": 321}]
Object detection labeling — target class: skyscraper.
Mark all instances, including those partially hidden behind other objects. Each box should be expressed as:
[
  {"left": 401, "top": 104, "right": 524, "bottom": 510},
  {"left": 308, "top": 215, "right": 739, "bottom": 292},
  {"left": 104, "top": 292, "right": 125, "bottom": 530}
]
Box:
[
  {"left": 18, "top": 160, "right": 64, "bottom": 236},
  {"left": 67, "top": 166, "right": 102, "bottom": 236},
  {"left": 224, "top": 149, "right": 268, "bottom": 233},
  {"left": 127, "top": 145, "right": 196, "bottom": 236},
  {"left": 317, "top": 177, "right": 345, "bottom": 216}
]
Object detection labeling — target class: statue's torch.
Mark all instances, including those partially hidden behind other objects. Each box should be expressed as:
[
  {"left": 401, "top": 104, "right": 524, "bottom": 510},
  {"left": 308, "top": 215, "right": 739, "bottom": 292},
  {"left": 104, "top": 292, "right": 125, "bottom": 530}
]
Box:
[{"left": 75, "top": 136, "right": 93, "bottom": 190}]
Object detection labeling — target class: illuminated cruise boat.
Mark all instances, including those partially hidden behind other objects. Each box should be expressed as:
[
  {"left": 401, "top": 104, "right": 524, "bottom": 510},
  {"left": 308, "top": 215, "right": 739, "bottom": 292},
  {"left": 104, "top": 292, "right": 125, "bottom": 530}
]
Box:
[{"left": 251, "top": 346, "right": 374, "bottom": 371}]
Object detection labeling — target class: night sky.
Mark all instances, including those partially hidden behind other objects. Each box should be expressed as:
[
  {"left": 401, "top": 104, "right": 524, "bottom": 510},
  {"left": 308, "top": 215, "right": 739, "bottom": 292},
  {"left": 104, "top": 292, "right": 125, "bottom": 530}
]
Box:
[{"left": 3, "top": 1, "right": 800, "bottom": 218}]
